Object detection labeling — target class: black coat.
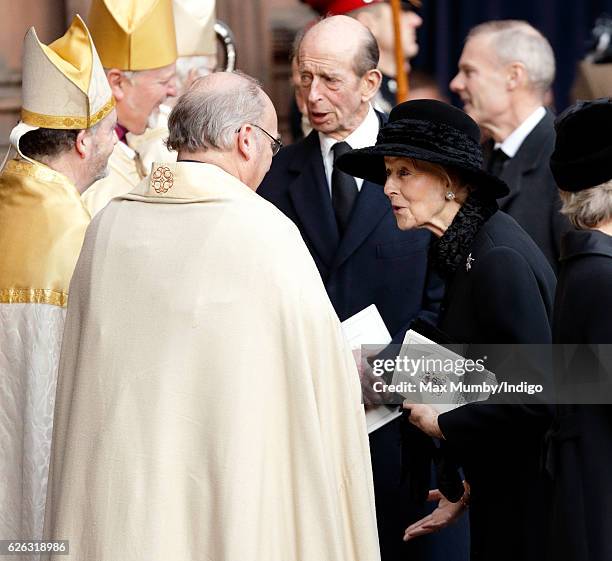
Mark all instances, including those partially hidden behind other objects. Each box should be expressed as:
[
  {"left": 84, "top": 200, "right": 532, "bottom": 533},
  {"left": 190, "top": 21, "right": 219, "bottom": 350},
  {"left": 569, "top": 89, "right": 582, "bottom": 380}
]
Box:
[
  {"left": 437, "top": 211, "right": 556, "bottom": 343},
  {"left": 548, "top": 229, "right": 612, "bottom": 561},
  {"left": 486, "top": 111, "right": 571, "bottom": 272},
  {"left": 436, "top": 210, "right": 557, "bottom": 561},
  {"left": 258, "top": 126, "right": 444, "bottom": 561},
  {"left": 553, "top": 229, "right": 612, "bottom": 343}
]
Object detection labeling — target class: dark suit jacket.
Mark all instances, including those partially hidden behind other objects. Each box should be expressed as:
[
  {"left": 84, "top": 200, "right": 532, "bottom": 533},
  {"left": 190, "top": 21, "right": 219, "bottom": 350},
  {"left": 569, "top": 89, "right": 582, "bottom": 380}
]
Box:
[
  {"left": 436, "top": 210, "right": 556, "bottom": 561},
  {"left": 258, "top": 126, "right": 442, "bottom": 342},
  {"left": 486, "top": 110, "right": 571, "bottom": 272}
]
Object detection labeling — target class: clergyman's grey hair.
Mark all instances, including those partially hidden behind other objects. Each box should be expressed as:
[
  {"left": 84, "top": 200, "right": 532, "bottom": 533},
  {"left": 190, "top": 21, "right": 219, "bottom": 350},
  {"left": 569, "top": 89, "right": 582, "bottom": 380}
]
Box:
[
  {"left": 167, "top": 72, "right": 266, "bottom": 153},
  {"left": 468, "top": 20, "right": 555, "bottom": 95}
]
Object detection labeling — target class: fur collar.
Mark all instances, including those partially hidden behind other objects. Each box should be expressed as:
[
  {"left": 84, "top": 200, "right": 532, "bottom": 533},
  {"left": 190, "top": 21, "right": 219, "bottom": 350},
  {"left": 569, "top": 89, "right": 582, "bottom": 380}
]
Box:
[{"left": 431, "top": 194, "right": 498, "bottom": 277}]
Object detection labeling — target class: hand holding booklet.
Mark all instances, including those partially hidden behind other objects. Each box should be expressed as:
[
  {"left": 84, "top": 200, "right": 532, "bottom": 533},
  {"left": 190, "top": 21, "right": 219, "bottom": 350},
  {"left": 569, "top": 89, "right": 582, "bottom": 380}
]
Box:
[
  {"left": 341, "top": 307, "right": 498, "bottom": 429},
  {"left": 392, "top": 329, "right": 498, "bottom": 414},
  {"left": 341, "top": 305, "right": 402, "bottom": 433}
]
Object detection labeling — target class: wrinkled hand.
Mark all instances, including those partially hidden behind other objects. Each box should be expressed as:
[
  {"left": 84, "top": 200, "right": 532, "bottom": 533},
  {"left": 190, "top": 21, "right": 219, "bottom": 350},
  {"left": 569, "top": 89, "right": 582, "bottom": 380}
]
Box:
[
  {"left": 403, "top": 488, "right": 467, "bottom": 541},
  {"left": 402, "top": 401, "right": 444, "bottom": 439}
]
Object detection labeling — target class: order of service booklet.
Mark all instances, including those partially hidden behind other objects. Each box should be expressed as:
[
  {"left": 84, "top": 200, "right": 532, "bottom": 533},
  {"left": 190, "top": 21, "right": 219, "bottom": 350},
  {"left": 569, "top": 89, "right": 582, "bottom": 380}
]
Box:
[
  {"left": 392, "top": 329, "right": 498, "bottom": 413},
  {"left": 341, "top": 304, "right": 402, "bottom": 433}
]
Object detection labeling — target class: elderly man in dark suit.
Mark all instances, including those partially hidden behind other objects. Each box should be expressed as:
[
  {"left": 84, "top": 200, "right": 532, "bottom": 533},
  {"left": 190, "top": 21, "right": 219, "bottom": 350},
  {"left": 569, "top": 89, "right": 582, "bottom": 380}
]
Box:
[
  {"left": 258, "top": 14, "right": 443, "bottom": 561},
  {"left": 451, "top": 20, "right": 570, "bottom": 271}
]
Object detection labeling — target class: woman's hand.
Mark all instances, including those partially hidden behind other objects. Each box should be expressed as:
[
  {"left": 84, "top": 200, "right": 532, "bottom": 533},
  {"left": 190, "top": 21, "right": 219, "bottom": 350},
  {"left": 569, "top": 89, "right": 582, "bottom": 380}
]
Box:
[
  {"left": 402, "top": 401, "right": 444, "bottom": 439},
  {"left": 403, "top": 486, "right": 469, "bottom": 541}
]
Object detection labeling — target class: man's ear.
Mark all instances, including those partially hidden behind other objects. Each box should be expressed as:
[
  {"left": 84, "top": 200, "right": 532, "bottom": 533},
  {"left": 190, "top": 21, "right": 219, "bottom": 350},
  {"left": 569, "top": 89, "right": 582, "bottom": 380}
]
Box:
[
  {"left": 74, "top": 129, "right": 90, "bottom": 159},
  {"left": 506, "top": 62, "right": 527, "bottom": 91},
  {"left": 236, "top": 124, "right": 256, "bottom": 160},
  {"left": 360, "top": 68, "right": 383, "bottom": 103},
  {"left": 106, "top": 69, "right": 126, "bottom": 101}
]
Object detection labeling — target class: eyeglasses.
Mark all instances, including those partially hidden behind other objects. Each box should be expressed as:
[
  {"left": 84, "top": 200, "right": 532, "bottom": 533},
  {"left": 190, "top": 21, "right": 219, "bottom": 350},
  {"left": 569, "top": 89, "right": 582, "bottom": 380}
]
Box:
[{"left": 236, "top": 123, "right": 283, "bottom": 156}]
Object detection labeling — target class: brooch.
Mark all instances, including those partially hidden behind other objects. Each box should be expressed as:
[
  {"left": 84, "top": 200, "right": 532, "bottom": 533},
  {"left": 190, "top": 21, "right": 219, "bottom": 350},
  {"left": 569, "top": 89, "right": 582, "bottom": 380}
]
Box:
[{"left": 466, "top": 253, "right": 475, "bottom": 272}]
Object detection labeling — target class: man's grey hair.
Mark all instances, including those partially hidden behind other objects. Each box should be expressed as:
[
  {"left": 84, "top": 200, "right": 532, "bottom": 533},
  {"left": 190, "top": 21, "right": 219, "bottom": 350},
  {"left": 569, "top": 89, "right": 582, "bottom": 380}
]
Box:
[
  {"left": 559, "top": 180, "right": 612, "bottom": 230},
  {"left": 166, "top": 72, "right": 266, "bottom": 153},
  {"left": 468, "top": 20, "right": 555, "bottom": 95},
  {"left": 353, "top": 25, "right": 380, "bottom": 77}
]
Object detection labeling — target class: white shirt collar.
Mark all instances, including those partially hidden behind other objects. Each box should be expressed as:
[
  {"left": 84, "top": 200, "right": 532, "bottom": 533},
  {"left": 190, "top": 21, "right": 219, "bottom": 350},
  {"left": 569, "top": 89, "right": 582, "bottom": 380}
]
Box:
[
  {"left": 494, "top": 106, "right": 546, "bottom": 158},
  {"left": 319, "top": 104, "right": 380, "bottom": 191}
]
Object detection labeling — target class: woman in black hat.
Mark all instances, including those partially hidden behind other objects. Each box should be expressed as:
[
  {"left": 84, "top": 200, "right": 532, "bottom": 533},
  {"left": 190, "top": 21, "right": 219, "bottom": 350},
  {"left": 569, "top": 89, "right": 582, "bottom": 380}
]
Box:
[
  {"left": 337, "top": 99, "right": 556, "bottom": 561},
  {"left": 550, "top": 98, "right": 612, "bottom": 343},
  {"left": 547, "top": 98, "right": 612, "bottom": 561}
]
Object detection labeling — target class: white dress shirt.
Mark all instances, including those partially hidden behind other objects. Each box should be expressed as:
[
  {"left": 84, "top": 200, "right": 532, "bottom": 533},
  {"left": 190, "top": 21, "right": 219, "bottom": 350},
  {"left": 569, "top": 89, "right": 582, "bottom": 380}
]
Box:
[
  {"left": 494, "top": 106, "right": 546, "bottom": 158},
  {"left": 318, "top": 104, "right": 380, "bottom": 194}
]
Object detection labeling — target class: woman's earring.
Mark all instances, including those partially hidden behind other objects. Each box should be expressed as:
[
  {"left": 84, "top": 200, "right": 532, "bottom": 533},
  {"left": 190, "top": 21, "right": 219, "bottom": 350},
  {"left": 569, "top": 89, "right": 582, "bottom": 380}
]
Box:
[{"left": 445, "top": 191, "right": 456, "bottom": 201}]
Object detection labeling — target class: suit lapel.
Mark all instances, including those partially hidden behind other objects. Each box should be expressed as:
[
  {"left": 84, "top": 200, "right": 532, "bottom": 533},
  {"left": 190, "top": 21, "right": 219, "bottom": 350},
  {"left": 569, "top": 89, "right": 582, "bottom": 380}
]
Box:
[
  {"left": 287, "top": 111, "right": 389, "bottom": 271},
  {"left": 288, "top": 131, "right": 339, "bottom": 266},
  {"left": 497, "top": 110, "right": 555, "bottom": 209},
  {"left": 498, "top": 156, "right": 523, "bottom": 208},
  {"left": 330, "top": 180, "right": 390, "bottom": 272},
  {"left": 329, "top": 109, "right": 389, "bottom": 271}
]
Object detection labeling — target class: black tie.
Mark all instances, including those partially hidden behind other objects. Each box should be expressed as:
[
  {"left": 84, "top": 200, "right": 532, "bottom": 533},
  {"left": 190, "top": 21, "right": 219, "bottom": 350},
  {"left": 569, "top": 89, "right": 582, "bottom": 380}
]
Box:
[
  {"left": 487, "top": 148, "right": 510, "bottom": 177},
  {"left": 331, "top": 141, "right": 358, "bottom": 234}
]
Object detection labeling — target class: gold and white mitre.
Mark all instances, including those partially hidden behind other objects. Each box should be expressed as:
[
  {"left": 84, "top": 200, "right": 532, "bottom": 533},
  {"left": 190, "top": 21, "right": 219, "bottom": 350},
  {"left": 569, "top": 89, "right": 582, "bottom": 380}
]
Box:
[
  {"left": 88, "top": 0, "right": 178, "bottom": 70},
  {"left": 20, "top": 14, "right": 113, "bottom": 131},
  {"left": 5, "top": 13, "right": 114, "bottom": 162}
]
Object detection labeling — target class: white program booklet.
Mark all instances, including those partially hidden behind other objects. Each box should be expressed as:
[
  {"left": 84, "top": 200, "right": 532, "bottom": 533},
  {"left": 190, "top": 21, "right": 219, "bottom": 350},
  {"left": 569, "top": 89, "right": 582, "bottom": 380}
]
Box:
[
  {"left": 341, "top": 304, "right": 402, "bottom": 433},
  {"left": 392, "top": 329, "right": 498, "bottom": 413}
]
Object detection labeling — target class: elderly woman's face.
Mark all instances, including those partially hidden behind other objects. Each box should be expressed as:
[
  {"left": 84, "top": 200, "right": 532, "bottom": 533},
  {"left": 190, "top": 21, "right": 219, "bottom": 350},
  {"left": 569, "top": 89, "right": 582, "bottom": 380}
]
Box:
[{"left": 383, "top": 157, "right": 448, "bottom": 233}]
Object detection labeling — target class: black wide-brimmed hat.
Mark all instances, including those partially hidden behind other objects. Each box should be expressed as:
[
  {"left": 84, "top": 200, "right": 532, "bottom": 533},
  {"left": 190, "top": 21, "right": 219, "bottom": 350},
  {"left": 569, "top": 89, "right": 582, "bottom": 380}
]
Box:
[
  {"left": 336, "top": 99, "right": 509, "bottom": 198},
  {"left": 550, "top": 97, "right": 612, "bottom": 192}
]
